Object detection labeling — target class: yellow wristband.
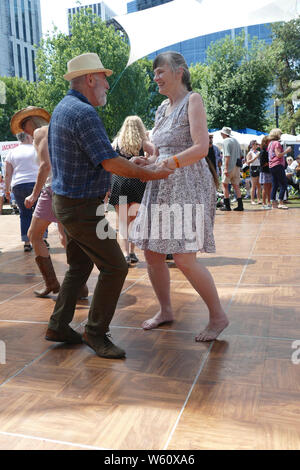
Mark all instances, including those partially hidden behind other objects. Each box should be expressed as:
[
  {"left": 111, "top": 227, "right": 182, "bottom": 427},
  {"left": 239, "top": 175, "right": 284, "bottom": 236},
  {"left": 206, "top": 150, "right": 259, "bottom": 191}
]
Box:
[{"left": 173, "top": 155, "right": 180, "bottom": 168}]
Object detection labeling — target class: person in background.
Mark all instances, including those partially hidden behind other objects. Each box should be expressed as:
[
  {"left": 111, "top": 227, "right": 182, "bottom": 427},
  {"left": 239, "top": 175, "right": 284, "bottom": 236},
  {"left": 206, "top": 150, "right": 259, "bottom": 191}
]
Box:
[
  {"left": 246, "top": 140, "right": 261, "bottom": 205},
  {"left": 259, "top": 135, "right": 272, "bottom": 209},
  {"left": 285, "top": 156, "right": 300, "bottom": 193},
  {"left": 9, "top": 106, "right": 89, "bottom": 300},
  {"left": 0, "top": 173, "right": 5, "bottom": 215},
  {"left": 4, "top": 131, "right": 38, "bottom": 251},
  {"left": 220, "top": 127, "right": 244, "bottom": 211},
  {"left": 109, "top": 116, "right": 154, "bottom": 266},
  {"left": 206, "top": 133, "right": 221, "bottom": 172},
  {"left": 267, "top": 128, "right": 291, "bottom": 210}
]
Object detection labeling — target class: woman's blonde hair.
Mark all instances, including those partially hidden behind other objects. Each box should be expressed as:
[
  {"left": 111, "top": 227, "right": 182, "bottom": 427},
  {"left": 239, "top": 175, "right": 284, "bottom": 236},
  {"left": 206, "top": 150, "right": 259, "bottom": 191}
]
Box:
[
  {"left": 269, "top": 128, "right": 282, "bottom": 141},
  {"left": 113, "top": 116, "right": 148, "bottom": 156}
]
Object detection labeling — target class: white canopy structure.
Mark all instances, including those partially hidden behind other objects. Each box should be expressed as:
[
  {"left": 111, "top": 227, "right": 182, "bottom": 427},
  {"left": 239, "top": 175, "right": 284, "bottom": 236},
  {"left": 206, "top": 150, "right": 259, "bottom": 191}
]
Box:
[
  {"left": 115, "top": 0, "right": 299, "bottom": 67},
  {"left": 281, "top": 134, "right": 300, "bottom": 145},
  {"left": 211, "top": 131, "right": 264, "bottom": 152}
]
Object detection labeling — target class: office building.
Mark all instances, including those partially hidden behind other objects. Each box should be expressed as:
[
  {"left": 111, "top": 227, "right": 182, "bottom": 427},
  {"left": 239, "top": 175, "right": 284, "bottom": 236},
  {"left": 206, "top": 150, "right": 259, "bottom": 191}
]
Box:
[
  {"left": 67, "top": 2, "right": 116, "bottom": 32},
  {"left": 0, "top": 0, "right": 42, "bottom": 81}
]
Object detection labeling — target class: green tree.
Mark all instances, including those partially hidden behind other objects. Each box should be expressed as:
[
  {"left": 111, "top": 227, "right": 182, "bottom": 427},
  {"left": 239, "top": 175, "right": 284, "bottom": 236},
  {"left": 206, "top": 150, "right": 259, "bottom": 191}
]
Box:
[
  {"left": 0, "top": 77, "right": 37, "bottom": 141},
  {"left": 190, "top": 33, "right": 274, "bottom": 131},
  {"left": 35, "top": 10, "right": 155, "bottom": 139},
  {"left": 270, "top": 17, "right": 300, "bottom": 134}
]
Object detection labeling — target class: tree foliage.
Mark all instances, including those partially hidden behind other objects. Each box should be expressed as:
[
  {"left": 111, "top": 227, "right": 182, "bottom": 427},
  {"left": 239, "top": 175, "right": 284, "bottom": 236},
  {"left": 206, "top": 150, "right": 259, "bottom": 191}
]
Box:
[
  {"left": 35, "top": 10, "right": 155, "bottom": 139},
  {"left": 1, "top": 13, "right": 298, "bottom": 140},
  {"left": 190, "top": 33, "right": 274, "bottom": 131},
  {"left": 0, "top": 77, "right": 37, "bottom": 141},
  {"left": 269, "top": 17, "right": 300, "bottom": 134}
]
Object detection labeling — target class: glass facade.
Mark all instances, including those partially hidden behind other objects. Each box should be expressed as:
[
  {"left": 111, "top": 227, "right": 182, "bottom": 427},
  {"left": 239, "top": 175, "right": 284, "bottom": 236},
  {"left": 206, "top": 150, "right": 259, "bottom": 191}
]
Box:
[
  {"left": 67, "top": 2, "right": 116, "bottom": 32},
  {"left": 0, "top": 0, "right": 42, "bottom": 81},
  {"left": 127, "top": 1, "right": 273, "bottom": 65}
]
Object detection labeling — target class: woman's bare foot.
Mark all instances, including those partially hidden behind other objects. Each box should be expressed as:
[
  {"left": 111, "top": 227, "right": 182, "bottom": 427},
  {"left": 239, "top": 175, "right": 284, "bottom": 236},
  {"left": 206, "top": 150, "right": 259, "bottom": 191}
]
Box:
[
  {"left": 142, "top": 310, "right": 174, "bottom": 330},
  {"left": 195, "top": 315, "right": 229, "bottom": 342}
]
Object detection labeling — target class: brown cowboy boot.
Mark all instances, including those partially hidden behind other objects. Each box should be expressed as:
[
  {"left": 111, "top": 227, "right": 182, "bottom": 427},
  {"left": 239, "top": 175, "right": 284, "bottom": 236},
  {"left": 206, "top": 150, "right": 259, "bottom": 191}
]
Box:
[{"left": 34, "top": 256, "right": 60, "bottom": 298}]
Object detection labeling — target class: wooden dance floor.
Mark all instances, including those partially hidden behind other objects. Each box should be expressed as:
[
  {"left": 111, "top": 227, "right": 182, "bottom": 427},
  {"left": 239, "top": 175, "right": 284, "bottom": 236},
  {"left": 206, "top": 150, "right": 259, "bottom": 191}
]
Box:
[{"left": 0, "top": 206, "right": 300, "bottom": 450}]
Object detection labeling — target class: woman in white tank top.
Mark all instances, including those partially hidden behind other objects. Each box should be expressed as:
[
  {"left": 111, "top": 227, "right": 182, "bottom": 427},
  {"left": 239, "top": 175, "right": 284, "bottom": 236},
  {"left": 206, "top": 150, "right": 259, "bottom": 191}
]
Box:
[{"left": 246, "top": 140, "right": 261, "bottom": 205}]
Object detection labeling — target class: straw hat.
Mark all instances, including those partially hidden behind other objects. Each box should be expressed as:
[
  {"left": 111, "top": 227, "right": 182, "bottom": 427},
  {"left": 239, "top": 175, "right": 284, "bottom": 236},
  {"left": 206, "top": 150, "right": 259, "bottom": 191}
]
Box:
[
  {"left": 221, "top": 126, "right": 232, "bottom": 136},
  {"left": 10, "top": 106, "right": 51, "bottom": 135},
  {"left": 63, "top": 53, "right": 113, "bottom": 81}
]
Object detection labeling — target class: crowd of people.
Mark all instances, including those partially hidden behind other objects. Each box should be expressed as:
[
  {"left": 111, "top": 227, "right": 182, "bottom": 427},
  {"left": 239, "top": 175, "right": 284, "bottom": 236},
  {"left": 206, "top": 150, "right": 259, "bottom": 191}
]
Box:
[
  {"left": 213, "top": 128, "right": 298, "bottom": 211},
  {"left": 1, "top": 50, "right": 299, "bottom": 359}
]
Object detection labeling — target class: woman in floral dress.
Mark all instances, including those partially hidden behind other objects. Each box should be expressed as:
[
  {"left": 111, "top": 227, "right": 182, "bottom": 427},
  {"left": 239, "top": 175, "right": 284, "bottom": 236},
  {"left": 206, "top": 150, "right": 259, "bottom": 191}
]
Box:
[{"left": 130, "top": 52, "right": 228, "bottom": 341}]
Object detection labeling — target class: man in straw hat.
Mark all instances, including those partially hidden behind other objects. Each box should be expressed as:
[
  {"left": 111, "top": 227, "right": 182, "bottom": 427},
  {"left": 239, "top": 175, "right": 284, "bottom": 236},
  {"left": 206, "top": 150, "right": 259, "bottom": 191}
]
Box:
[
  {"left": 46, "top": 53, "right": 173, "bottom": 359},
  {"left": 5, "top": 111, "right": 39, "bottom": 251},
  {"left": 220, "top": 126, "right": 244, "bottom": 212},
  {"left": 10, "top": 107, "right": 89, "bottom": 300}
]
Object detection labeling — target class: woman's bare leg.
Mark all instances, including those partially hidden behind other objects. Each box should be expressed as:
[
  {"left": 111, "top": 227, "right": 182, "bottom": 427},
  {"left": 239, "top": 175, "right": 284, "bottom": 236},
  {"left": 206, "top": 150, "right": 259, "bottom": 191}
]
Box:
[
  {"left": 142, "top": 249, "right": 174, "bottom": 329},
  {"left": 115, "top": 205, "right": 130, "bottom": 257},
  {"left": 173, "top": 252, "right": 229, "bottom": 341},
  {"left": 28, "top": 216, "right": 51, "bottom": 257}
]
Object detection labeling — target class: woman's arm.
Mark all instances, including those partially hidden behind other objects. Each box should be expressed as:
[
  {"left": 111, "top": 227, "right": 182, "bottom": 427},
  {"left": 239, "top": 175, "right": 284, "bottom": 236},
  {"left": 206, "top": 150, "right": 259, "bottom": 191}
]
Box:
[
  {"left": 274, "top": 144, "right": 292, "bottom": 158},
  {"left": 246, "top": 151, "right": 259, "bottom": 164},
  {"left": 24, "top": 127, "right": 51, "bottom": 208},
  {"left": 162, "top": 93, "right": 209, "bottom": 170},
  {"left": 4, "top": 161, "right": 13, "bottom": 200}
]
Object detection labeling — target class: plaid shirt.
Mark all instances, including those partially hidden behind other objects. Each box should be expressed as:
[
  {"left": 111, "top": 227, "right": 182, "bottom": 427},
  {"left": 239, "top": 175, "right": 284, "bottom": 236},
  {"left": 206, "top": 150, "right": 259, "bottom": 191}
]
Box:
[{"left": 49, "top": 89, "right": 118, "bottom": 198}]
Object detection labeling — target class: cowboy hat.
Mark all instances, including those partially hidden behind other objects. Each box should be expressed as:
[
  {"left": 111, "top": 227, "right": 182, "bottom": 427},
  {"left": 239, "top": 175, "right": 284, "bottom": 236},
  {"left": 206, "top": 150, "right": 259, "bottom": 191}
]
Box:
[
  {"left": 63, "top": 53, "right": 113, "bottom": 81},
  {"left": 220, "top": 126, "right": 232, "bottom": 136},
  {"left": 10, "top": 106, "right": 51, "bottom": 135}
]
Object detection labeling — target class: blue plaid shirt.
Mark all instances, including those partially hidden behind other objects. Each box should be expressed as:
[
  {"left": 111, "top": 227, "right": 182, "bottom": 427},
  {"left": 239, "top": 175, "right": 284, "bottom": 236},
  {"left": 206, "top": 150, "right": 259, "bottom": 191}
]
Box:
[{"left": 49, "top": 89, "right": 118, "bottom": 198}]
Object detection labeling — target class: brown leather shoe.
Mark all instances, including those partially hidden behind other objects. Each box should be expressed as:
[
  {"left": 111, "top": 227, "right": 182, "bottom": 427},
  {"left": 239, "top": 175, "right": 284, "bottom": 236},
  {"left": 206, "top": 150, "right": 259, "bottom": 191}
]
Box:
[
  {"left": 82, "top": 332, "right": 126, "bottom": 359},
  {"left": 45, "top": 326, "right": 82, "bottom": 344},
  {"left": 34, "top": 256, "right": 60, "bottom": 298}
]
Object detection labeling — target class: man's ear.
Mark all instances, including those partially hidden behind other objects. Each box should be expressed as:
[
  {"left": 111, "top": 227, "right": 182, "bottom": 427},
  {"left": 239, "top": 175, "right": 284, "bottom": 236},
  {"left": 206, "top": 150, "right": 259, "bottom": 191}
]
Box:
[{"left": 86, "top": 74, "right": 94, "bottom": 87}]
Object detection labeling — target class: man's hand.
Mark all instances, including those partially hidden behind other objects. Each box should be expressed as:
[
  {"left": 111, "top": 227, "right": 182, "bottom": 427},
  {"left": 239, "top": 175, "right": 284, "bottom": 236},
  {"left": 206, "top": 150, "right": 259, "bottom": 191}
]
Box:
[
  {"left": 24, "top": 193, "right": 37, "bottom": 209},
  {"left": 130, "top": 156, "right": 149, "bottom": 167}
]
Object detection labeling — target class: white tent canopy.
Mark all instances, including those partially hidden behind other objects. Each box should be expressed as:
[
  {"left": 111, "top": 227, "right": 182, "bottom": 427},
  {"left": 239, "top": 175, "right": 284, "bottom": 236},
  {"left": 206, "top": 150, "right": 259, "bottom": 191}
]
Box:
[
  {"left": 281, "top": 134, "right": 300, "bottom": 144},
  {"left": 115, "top": 0, "right": 299, "bottom": 67},
  {"left": 211, "top": 131, "right": 264, "bottom": 152}
]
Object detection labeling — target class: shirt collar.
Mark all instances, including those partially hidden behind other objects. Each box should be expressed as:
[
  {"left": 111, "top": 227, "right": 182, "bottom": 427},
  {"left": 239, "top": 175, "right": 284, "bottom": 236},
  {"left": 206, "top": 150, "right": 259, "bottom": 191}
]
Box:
[{"left": 67, "top": 89, "right": 92, "bottom": 106}]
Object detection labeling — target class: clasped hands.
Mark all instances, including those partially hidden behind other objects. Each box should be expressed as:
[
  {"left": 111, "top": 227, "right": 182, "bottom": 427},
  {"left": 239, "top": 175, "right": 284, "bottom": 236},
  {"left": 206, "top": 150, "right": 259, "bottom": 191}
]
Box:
[
  {"left": 130, "top": 156, "right": 173, "bottom": 181},
  {"left": 130, "top": 156, "right": 170, "bottom": 170}
]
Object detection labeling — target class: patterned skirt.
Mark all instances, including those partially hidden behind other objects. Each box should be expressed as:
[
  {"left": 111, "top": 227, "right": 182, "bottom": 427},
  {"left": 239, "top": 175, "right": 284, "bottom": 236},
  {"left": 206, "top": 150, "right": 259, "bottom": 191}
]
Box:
[
  {"left": 130, "top": 156, "right": 216, "bottom": 254},
  {"left": 259, "top": 172, "right": 272, "bottom": 184}
]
